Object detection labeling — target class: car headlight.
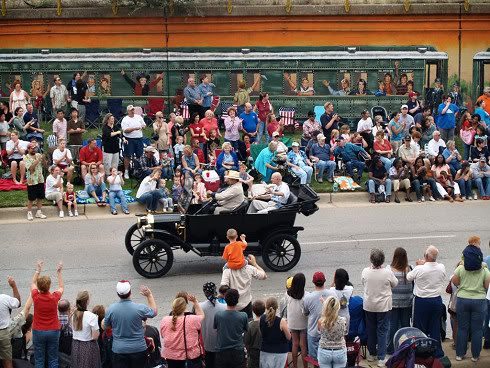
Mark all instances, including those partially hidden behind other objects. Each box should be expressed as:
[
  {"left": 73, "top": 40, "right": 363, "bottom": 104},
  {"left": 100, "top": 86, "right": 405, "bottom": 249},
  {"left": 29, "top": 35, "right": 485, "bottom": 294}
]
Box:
[
  {"left": 147, "top": 214, "right": 155, "bottom": 225},
  {"left": 137, "top": 216, "right": 148, "bottom": 228},
  {"left": 142, "top": 224, "right": 153, "bottom": 232}
]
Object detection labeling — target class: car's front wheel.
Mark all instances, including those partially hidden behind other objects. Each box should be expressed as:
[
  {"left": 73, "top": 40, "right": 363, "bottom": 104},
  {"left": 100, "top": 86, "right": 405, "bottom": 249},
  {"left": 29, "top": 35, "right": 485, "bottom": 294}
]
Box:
[{"left": 132, "top": 239, "right": 174, "bottom": 278}]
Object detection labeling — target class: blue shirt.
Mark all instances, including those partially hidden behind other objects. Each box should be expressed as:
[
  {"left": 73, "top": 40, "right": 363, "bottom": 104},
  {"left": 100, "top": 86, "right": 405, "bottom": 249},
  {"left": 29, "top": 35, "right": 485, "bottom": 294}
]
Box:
[
  {"left": 287, "top": 150, "right": 308, "bottom": 166},
  {"left": 239, "top": 111, "right": 259, "bottom": 134},
  {"left": 103, "top": 299, "right": 156, "bottom": 354},
  {"left": 184, "top": 85, "right": 202, "bottom": 105},
  {"left": 437, "top": 103, "right": 459, "bottom": 129},
  {"left": 334, "top": 143, "right": 365, "bottom": 162},
  {"left": 198, "top": 82, "right": 214, "bottom": 108},
  {"left": 310, "top": 143, "right": 331, "bottom": 162}
]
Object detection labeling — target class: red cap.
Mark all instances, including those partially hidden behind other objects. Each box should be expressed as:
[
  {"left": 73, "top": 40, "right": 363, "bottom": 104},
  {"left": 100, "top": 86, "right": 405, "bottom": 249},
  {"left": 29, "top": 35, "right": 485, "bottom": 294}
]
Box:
[
  {"left": 408, "top": 92, "right": 418, "bottom": 99},
  {"left": 312, "top": 271, "right": 326, "bottom": 284}
]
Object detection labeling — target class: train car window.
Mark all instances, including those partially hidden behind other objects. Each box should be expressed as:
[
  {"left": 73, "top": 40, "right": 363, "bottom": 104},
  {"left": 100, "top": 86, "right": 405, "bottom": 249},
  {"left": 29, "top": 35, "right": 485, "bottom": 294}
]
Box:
[
  {"left": 259, "top": 70, "right": 283, "bottom": 95},
  {"left": 425, "top": 63, "right": 438, "bottom": 89},
  {"left": 209, "top": 71, "right": 230, "bottom": 96},
  {"left": 313, "top": 70, "right": 337, "bottom": 95},
  {"left": 244, "top": 71, "right": 261, "bottom": 97},
  {"left": 230, "top": 70, "right": 244, "bottom": 96},
  {"left": 283, "top": 71, "right": 314, "bottom": 96},
  {"left": 483, "top": 63, "right": 490, "bottom": 90}
]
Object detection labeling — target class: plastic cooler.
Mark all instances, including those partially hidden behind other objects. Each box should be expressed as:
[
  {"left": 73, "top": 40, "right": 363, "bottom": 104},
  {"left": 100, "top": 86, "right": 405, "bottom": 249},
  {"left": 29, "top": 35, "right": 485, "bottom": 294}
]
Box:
[{"left": 202, "top": 170, "right": 220, "bottom": 192}]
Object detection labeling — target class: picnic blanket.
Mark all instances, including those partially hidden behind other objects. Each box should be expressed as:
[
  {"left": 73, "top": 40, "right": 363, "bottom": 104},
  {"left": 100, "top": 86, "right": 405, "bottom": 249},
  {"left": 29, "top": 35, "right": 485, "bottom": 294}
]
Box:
[
  {"left": 0, "top": 179, "right": 27, "bottom": 191},
  {"left": 334, "top": 176, "right": 361, "bottom": 191},
  {"left": 76, "top": 190, "right": 136, "bottom": 205}
]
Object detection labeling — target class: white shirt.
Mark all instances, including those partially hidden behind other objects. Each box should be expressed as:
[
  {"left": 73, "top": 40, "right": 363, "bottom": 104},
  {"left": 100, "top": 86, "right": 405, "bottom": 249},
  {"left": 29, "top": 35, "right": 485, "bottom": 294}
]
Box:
[
  {"left": 6, "top": 139, "right": 29, "bottom": 159},
  {"left": 427, "top": 138, "right": 446, "bottom": 157},
  {"left": 271, "top": 181, "right": 290, "bottom": 205},
  {"left": 71, "top": 311, "right": 99, "bottom": 342},
  {"left": 121, "top": 115, "right": 146, "bottom": 139},
  {"left": 361, "top": 267, "right": 398, "bottom": 312},
  {"left": 45, "top": 174, "right": 63, "bottom": 195},
  {"left": 357, "top": 117, "right": 373, "bottom": 133},
  {"left": 221, "top": 265, "right": 267, "bottom": 310},
  {"left": 0, "top": 294, "right": 20, "bottom": 328},
  {"left": 52, "top": 148, "right": 73, "bottom": 165},
  {"left": 406, "top": 262, "right": 446, "bottom": 298},
  {"left": 108, "top": 174, "right": 123, "bottom": 191},
  {"left": 136, "top": 176, "right": 157, "bottom": 198}
]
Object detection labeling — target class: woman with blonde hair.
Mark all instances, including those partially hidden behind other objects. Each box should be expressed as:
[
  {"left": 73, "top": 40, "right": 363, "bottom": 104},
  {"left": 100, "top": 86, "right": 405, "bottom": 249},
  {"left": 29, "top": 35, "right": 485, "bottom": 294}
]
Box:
[
  {"left": 160, "top": 295, "right": 204, "bottom": 368},
  {"left": 71, "top": 291, "right": 101, "bottom": 368},
  {"left": 259, "top": 297, "right": 291, "bottom": 368},
  {"left": 317, "top": 296, "right": 347, "bottom": 368}
]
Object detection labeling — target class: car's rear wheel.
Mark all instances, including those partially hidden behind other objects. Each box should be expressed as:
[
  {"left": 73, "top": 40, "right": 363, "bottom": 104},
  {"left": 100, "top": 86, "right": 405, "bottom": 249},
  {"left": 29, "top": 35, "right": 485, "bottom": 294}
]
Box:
[
  {"left": 125, "top": 224, "right": 147, "bottom": 255},
  {"left": 132, "top": 239, "right": 174, "bottom": 278},
  {"left": 261, "top": 233, "right": 301, "bottom": 272}
]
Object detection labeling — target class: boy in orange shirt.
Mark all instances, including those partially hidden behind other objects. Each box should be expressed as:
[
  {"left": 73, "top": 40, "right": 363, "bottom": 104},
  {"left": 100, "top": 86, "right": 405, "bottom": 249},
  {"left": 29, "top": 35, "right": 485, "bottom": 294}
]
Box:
[{"left": 223, "top": 228, "right": 248, "bottom": 269}]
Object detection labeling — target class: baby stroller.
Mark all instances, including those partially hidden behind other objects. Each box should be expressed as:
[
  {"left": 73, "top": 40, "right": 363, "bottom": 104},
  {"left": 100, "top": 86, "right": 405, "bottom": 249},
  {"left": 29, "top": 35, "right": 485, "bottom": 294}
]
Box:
[{"left": 386, "top": 327, "right": 443, "bottom": 368}]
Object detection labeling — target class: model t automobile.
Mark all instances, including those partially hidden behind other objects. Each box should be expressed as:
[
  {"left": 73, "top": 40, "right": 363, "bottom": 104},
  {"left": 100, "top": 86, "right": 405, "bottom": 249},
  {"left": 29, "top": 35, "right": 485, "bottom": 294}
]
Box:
[{"left": 125, "top": 184, "right": 319, "bottom": 278}]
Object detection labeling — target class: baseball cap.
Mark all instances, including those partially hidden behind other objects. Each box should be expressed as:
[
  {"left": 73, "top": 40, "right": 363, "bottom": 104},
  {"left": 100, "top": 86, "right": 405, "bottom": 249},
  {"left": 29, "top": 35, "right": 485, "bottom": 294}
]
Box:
[
  {"left": 316, "top": 133, "right": 326, "bottom": 141},
  {"left": 404, "top": 135, "right": 412, "bottom": 141},
  {"left": 126, "top": 104, "right": 135, "bottom": 112},
  {"left": 408, "top": 92, "right": 417, "bottom": 99},
  {"left": 401, "top": 104, "right": 409, "bottom": 110},
  {"left": 144, "top": 146, "right": 157, "bottom": 153},
  {"left": 480, "top": 156, "right": 486, "bottom": 162},
  {"left": 434, "top": 78, "right": 441, "bottom": 83},
  {"left": 312, "top": 271, "right": 326, "bottom": 284},
  {"left": 291, "top": 141, "right": 300, "bottom": 147},
  {"left": 116, "top": 280, "right": 131, "bottom": 296},
  {"left": 272, "top": 131, "right": 280, "bottom": 137}
]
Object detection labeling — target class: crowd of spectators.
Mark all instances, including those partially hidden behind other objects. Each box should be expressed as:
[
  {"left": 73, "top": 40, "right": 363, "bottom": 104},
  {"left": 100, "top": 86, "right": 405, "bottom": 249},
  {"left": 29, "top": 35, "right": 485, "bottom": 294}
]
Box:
[{"left": 1, "top": 235, "right": 489, "bottom": 368}]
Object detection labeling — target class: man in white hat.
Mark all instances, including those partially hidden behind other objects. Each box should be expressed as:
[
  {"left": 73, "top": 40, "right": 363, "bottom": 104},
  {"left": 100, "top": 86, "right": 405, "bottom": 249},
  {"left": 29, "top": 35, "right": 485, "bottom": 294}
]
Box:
[
  {"left": 399, "top": 104, "right": 415, "bottom": 136},
  {"left": 213, "top": 170, "right": 245, "bottom": 214},
  {"left": 103, "top": 281, "right": 157, "bottom": 368},
  {"left": 309, "top": 133, "right": 336, "bottom": 183},
  {"left": 247, "top": 172, "right": 290, "bottom": 214},
  {"left": 121, "top": 105, "right": 146, "bottom": 179},
  {"left": 134, "top": 145, "right": 161, "bottom": 179}
]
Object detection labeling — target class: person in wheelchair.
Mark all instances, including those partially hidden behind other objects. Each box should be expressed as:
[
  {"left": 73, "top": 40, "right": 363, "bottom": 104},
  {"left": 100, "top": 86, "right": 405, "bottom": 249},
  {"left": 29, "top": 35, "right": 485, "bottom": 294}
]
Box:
[
  {"left": 210, "top": 170, "right": 245, "bottom": 214},
  {"left": 247, "top": 172, "right": 290, "bottom": 214}
]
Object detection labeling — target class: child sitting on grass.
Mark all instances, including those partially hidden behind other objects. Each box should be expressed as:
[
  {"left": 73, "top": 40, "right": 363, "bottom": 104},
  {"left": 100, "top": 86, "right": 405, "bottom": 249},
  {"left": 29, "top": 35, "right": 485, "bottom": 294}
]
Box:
[
  {"left": 63, "top": 183, "right": 78, "bottom": 217},
  {"left": 222, "top": 228, "right": 248, "bottom": 270}
]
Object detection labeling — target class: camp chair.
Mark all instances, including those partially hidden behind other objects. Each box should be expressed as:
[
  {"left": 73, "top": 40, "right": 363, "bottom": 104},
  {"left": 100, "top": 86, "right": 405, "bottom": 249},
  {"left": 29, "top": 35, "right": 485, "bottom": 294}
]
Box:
[
  {"left": 107, "top": 98, "right": 123, "bottom": 121},
  {"left": 85, "top": 99, "right": 101, "bottom": 129}
]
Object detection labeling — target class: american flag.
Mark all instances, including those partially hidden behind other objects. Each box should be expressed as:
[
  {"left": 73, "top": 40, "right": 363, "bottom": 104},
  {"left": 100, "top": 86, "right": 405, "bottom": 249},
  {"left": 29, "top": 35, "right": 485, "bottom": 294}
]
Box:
[
  {"left": 279, "top": 107, "right": 296, "bottom": 127},
  {"left": 180, "top": 100, "right": 190, "bottom": 119},
  {"left": 211, "top": 95, "right": 220, "bottom": 112},
  {"left": 219, "top": 102, "right": 238, "bottom": 120}
]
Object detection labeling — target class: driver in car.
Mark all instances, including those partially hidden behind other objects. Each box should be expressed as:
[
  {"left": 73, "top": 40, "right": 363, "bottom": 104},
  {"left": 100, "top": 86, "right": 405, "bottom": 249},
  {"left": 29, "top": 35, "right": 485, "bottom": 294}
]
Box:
[
  {"left": 211, "top": 170, "right": 245, "bottom": 214},
  {"left": 247, "top": 172, "right": 290, "bottom": 214}
]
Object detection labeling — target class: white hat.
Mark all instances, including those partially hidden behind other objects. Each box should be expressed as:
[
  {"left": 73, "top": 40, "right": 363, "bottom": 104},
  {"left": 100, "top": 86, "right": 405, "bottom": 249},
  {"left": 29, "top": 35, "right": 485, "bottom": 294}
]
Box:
[
  {"left": 272, "top": 131, "right": 280, "bottom": 137},
  {"left": 224, "top": 170, "right": 241, "bottom": 180},
  {"left": 116, "top": 280, "right": 131, "bottom": 296},
  {"left": 144, "top": 146, "right": 157, "bottom": 153},
  {"left": 401, "top": 104, "right": 409, "bottom": 110},
  {"left": 317, "top": 133, "right": 326, "bottom": 141},
  {"left": 126, "top": 104, "right": 135, "bottom": 112},
  {"left": 291, "top": 141, "right": 300, "bottom": 147}
]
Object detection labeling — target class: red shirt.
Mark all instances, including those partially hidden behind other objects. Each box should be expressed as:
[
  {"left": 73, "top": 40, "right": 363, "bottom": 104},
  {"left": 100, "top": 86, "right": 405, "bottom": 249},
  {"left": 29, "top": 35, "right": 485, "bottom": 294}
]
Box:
[
  {"left": 194, "top": 148, "right": 205, "bottom": 163},
  {"left": 79, "top": 145, "right": 103, "bottom": 164},
  {"left": 255, "top": 100, "right": 272, "bottom": 122},
  {"left": 32, "top": 289, "right": 61, "bottom": 330},
  {"left": 267, "top": 121, "right": 280, "bottom": 137},
  {"left": 374, "top": 139, "right": 392, "bottom": 154},
  {"left": 189, "top": 122, "right": 206, "bottom": 144},
  {"left": 200, "top": 117, "right": 219, "bottom": 138}
]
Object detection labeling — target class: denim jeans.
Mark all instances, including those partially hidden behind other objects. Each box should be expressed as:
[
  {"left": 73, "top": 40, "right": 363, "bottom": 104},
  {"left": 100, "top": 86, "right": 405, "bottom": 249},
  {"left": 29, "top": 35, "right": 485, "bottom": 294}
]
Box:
[
  {"left": 473, "top": 177, "right": 490, "bottom": 197},
  {"left": 112, "top": 350, "right": 148, "bottom": 368},
  {"left": 379, "top": 156, "right": 393, "bottom": 172},
  {"left": 387, "top": 307, "right": 412, "bottom": 354},
  {"left": 413, "top": 296, "right": 444, "bottom": 358},
  {"left": 368, "top": 179, "right": 392, "bottom": 196},
  {"left": 109, "top": 190, "right": 128, "bottom": 212},
  {"left": 365, "top": 311, "right": 390, "bottom": 360},
  {"left": 456, "top": 178, "right": 472, "bottom": 198},
  {"left": 291, "top": 163, "right": 313, "bottom": 184},
  {"left": 86, "top": 182, "right": 107, "bottom": 197},
  {"left": 316, "top": 160, "right": 336, "bottom": 180},
  {"left": 411, "top": 179, "right": 422, "bottom": 200},
  {"left": 256, "top": 120, "right": 269, "bottom": 144},
  {"left": 484, "top": 299, "right": 490, "bottom": 346},
  {"left": 307, "top": 333, "right": 320, "bottom": 361},
  {"left": 455, "top": 297, "right": 487, "bottom": 358},
  {"left": 345, "top": 160, "right": 365, "bottom": 179},
  {"left": 439, "top": 127, "right": 454, "bottom": 142},
  {"left": 159, "top": 196, "right": 174, "bottom": 209},
  {"left": 32, "top": 329, "right": 60, "bottom": 368},
  {"left": 462, "top": 143, "right": 471, "bottom": 161},
  {"left": 137, "top": 190, "right": 164, "bottom": 211},
  {"left": 317, "top": 347, "right": 347, "bottom": 368},
  {"left": 259, "top": 351, "right": 288, "bottom": 368},
  {"left": 161, "top": 166, "right": 173, "bottom": 179}
]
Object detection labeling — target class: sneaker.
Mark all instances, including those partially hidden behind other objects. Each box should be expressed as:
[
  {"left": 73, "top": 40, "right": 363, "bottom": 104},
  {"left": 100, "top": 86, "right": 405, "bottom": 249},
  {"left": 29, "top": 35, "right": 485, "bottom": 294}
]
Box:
[
  {"left": 366, "top": 354, "right": 376, "bottom": 362},
  {"left": 473, "top": 192, "right": 478, "bottom": 200},
  {"left": 59, "top": 211, "right": 64, "bottom": 218},
  {"left": 68, "top": 211, "right": 73, "bottom": 217},
  {"left": 429, "top": 196, "right": 435, "bottom": 202},
  {"left": 124, "top": 171, "right": 129, "bottom": 179},
  {"left": 74, "top": 210, "right": 79, "bottom": 217},
  {"left": 421, "top": 197, "right": 425, "bottom": 202},
  {"left": 27, "top": 211, "right": 33, "bottom": 221},
  {"left": 455, "top": 356, "right": 463, "bottom": 361},
  {"left": 377, "top": 358, "right": 388, "bottom": 367},
  {"left": 471, "top": 357, "right": 479, "bottom": 362},
  {"left": 466, "top": 196, "right": 472, "bottom": 200},
  {"left": 35, "top": 210, "right": 47, "bottom": 219}
]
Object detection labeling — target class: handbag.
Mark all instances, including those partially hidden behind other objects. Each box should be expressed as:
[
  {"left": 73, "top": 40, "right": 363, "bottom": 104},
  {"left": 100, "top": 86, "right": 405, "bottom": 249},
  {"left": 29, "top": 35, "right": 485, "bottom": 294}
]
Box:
[
  {"left": 183, "top": 315, "right": 205, "bottom": 368},
  {"left": 459, "top": 128, "right": 475, "bottom": 145}
]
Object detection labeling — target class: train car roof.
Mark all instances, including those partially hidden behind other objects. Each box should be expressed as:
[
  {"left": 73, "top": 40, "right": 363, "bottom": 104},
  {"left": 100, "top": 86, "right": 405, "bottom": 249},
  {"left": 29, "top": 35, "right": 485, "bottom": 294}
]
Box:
[
  {"left": 474, "top": 52, "right": 490, "bottom": 60},
  {"left": 0, "top": 50, "right": 448, "bottom": 63}
]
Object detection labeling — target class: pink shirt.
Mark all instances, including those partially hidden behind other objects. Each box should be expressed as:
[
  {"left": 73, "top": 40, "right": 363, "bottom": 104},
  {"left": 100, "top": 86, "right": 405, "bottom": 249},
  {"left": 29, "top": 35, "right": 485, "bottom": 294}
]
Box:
[
  {"left": 160, "top": 314, "right": 204, "bottom": 360},
  {"left": 52, "top": 118, "right": 67, "bottom": 140}
]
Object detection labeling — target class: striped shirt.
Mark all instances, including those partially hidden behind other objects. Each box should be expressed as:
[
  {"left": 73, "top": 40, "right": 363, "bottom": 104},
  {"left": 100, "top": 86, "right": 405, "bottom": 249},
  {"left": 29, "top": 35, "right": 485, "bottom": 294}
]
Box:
[{"left": 390, "top": 267, "right": 414, "bottom": 309}]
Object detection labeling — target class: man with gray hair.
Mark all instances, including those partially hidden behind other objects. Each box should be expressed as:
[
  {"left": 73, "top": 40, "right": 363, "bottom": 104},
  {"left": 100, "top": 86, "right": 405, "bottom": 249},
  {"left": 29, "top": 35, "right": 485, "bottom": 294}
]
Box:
[
  {"left": 407, "top": 245, "right": 447, "bottom": 359},
  {"left": 184, "top": 77, "right": 203, "bottom": 120}
]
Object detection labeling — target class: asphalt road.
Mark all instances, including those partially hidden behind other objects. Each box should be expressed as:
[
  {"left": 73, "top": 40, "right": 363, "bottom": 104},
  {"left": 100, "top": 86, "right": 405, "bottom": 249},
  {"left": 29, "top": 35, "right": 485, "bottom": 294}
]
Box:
[{"left": 1, "top": 201, "right": 489, "bottom": 327}]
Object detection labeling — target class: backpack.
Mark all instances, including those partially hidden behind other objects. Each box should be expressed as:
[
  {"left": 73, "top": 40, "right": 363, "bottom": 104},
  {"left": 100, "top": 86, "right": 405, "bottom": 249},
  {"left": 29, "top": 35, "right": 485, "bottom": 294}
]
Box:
[
  {"left": 339, "top": 292, "right": 348, "bottom": 310},
  {"left": 59, "top": 322, "right": 73, "bottom": 355},
  {"left": 463, "top": 245, "right": 483, "bottom": 271}
]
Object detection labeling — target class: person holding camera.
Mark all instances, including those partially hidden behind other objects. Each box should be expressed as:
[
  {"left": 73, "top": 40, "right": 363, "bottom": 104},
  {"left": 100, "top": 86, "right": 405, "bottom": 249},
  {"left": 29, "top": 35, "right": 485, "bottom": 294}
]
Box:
[
  {"left": 389, "top": 158, "right": 412, "bottom": 203},
  {"left": 107, "top": 167, "right": 130, "bottom": 215},
  {"left": 320, "top": 102, "right": 340, "bottom": 141}
]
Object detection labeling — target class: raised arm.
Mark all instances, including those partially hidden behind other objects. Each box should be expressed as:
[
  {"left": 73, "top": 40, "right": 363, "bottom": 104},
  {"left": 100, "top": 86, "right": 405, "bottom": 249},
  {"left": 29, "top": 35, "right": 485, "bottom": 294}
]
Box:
[
  {"left": 31, "top": 260, "right": 43, "bottom": 291},
  {"left": 140, "top": 285, "right": 158, "bottom": 316},
  {"left": 188, "top": 294, "right": 204, "bottom": 316},
  {"left": 56, "top": 261, "right": 64, "bottom": 295},
  {"left": 8, "top": 276, "right": 21, "bottom": 306}
]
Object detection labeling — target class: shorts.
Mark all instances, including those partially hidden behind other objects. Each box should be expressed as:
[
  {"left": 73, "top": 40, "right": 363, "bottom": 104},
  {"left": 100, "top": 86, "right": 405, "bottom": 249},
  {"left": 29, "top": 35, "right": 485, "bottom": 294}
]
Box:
[
  {"left": 46, "top": 191, "right": 62, "bottom": 202},
  {"left": 0, "top": 327, "right": 12, "bottom": 360},
  {"left": 27, "top": 183, "right": 45, "bottom": 201},
  {"left": 123, "top": 137, "right": 144, "bottom": 158},
  {"left": 8, "top": 158, "right": 22, "bottom": 166}
]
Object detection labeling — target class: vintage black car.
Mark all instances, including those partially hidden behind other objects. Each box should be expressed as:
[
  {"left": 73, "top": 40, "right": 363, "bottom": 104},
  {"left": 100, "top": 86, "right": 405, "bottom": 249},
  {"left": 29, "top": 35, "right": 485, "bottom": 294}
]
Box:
[{"left": 125, "top": 184, "right": 319, "bottom": 278}]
